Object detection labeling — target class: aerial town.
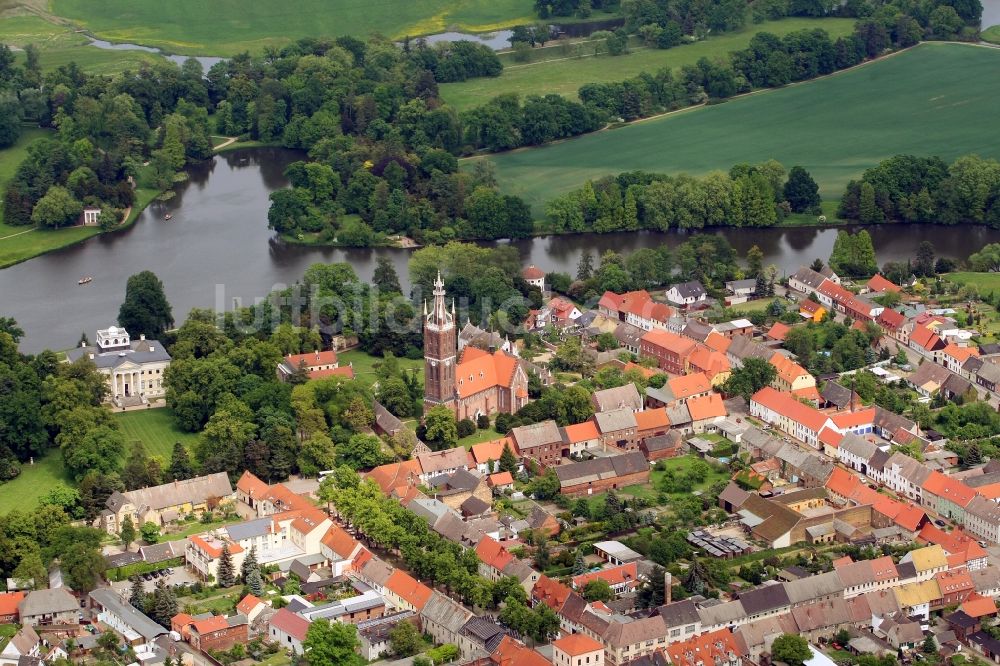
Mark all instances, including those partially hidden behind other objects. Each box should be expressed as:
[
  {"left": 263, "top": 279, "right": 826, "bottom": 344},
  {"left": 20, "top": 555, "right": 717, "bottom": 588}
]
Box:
[{"left": 2, "top": 0, "right": 1000, "bottom": 664}]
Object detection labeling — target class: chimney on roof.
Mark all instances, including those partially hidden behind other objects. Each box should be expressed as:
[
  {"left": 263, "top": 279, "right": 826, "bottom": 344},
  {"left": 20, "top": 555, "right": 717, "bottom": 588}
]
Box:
[{"left": 664, "top": 570, "right": 672, "bottom": 604}]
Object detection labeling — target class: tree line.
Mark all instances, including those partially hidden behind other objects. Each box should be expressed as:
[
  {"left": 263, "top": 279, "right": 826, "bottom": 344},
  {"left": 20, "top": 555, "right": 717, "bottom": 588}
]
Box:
[
  {"left": 545, "top": 161, "right": 821, "bottom": 234},
  {"left": 838, "top": 153, "right": 1000, "bottom": 227}
]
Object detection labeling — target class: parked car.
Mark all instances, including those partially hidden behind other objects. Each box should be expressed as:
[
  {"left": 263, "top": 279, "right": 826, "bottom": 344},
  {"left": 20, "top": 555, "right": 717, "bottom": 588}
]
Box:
[{"left": 934, "top": 519, "right": 946, "bottom": 527}]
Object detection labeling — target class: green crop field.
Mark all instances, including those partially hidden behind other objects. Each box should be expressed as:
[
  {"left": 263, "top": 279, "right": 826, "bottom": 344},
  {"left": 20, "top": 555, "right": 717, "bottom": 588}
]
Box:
[
  {"left": 50, "top": 0, "right": 534, "bottom": 56},
  {"left": 479, "top": 43, "right": 1000, "bottom": 212},
  {"left": 114, "top": 408, "right": 201, "bottom": 461},
  {"left": 441, "top": 17, "right": 857, "bottom": 110},
  {"left": 0, "top": 14, "right": 165, "bottom": 73}
]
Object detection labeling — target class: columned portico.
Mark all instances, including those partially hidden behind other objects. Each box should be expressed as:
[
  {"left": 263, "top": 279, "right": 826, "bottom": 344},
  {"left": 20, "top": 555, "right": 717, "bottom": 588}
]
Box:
[{"left": 64, "top": 325, "right": 171, "bottom": 407}]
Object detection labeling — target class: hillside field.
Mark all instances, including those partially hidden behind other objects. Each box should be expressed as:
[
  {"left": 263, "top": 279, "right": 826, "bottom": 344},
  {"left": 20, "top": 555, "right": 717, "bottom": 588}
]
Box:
[
  {"left": 50, "top": 0, "right": 535, "bottom": 55},
  {"left": 478, "top": 43, "right": 1000, "bottom": 212},
  {"left": 440, "top": 17, "right": 857, "bottom": 110}
]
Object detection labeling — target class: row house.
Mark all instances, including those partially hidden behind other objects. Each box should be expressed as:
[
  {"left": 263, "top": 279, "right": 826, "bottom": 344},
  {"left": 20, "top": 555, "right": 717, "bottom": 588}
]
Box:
[
  {"left": 899, "top": 544, "right": 949, "bottom": 583},
  {"left": 645, "top": 372, "right": 712, "bottom": 409},
  {"left": 877, "top": 308, "right": 909, "bottom": 345},
  {"left": 917, "top": 523, "right": 989, "bottom": 570},
  {"left": 769, "top": 353, "right": 816, "bottom": 393},
  {"left": 843, "top": 295, "right": 884, "bottom": 323},
  {"left": 571, "top": 563, "right": 639, "bottom": 597},
  {"left": 965, "top": 496, "right": 1000, "bottom": 544},
  {"left": 688, "top": 346, "right": 732, "bottom": 385},
  {"left": 883, "top": 451, "right": 932, "bottom": 503},
  {"left": 665, "top": 628, "right": 742, "bottom": 666},
  {"left": 726, "top": 335, "right": 773, "bottom": 369},
  {"left": 593, "top": 408, "right": 639, "bottom": 450},
  {"left": 923, "top": 471, "right": 977, "bottom": 524},
  {"left": 788, "top": 267, "right": 828, "bottom": 295},
  {"left": 942, "top": 344, "right": 980, "bottom": 374},
  {"left": 816, "top": 279, "right": 854, "bottom": 311},
  {"left": 640, "top": 329, "right": 696, "bottom": 374},
  {"left": 834, "top": 556, "right": 900, "bottom": 598},
  {"left": 749, "top": 387, "right": 832, "bottom": 449},
  {"left": 837, "top": 434, "right": 880, "bottom": 477}
]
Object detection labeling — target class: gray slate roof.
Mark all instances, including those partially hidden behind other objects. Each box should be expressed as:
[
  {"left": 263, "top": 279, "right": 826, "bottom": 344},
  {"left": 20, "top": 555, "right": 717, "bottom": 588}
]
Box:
[
  {"left": 594, "top": 407, "right": 638, "bottom": 433},
  {"left": 19, "top": 588, "right": 78, "bottom": 617},
  {"left": 66, "top": 338, "right": 171, "bottom": 369},
  {"left": 592, "top": 384, "right": 642, "bottom": 412},
  {"left": 90, "top": 588, "right": 166, "bottom": 641},
  {"left": 107, "top": 472, "right": 233, "bottom": 513},
  {"left": 511, "top": 420, "right": 562, "bottom": 450}
]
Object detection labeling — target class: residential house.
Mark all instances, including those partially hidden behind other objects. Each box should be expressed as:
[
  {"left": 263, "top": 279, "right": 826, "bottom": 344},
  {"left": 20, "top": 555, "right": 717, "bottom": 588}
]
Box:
[
  {"left": 419, "top": 592, "right": 477, "bottom": 660},
  {"left": 899, "top": 544, "right": 949, "bottom": 582},
  {"left": 553, "top": 634, "right": 605, "bottom": 666},
  {"left": 236, "top": 595, "right": 267, "bottom": 624},
  {"left": 100, "top": 472, "right": 234, "bottom": 534},
  {"left": 560, "top": 422, "right": 602, "bottom": 457},
  {"left": 923, "top": 472, "right": 976, "bottom": 523},
  {"left": 800, "top": 299, "right": 827, "bottom": 323},
  {"left": 0, "top": 593, "right": 24, "bottom": 624},
  {"left": 89, "top": 588, "right": 167, "bottom": 651},
  {"left": 0, "top": 625, "right": 38, "bottom": 666},
  {"left": 770, "top": 353, "right": 816, "bottom": 393},
  {"left": 592, "top": 384, "right": 643, "bottom": 413},
  {"left": 645, "top": 373, "right": 712, "bottom": 409},
  {"left": 867, "top": 274, "right": 901, "bottom": 294},
  {"left": 593, "top": 409, "right": 639, "bottom": 450},
  {"left": 416, "top": 447, "right": 469, "bottom": 484},
  {"left": 276, "top": 350, "right": 353, "bottom": 382},
  {"left": 878, "top": 308, "right": 908, "bottom": 344},
  {"left": 687, "top": 393, "right": 728, "bottom": 433},
  {"left": 469, "top": 438, "right": 520, "bottom": 476},
  {"left": 665, "top": 628, "right": 742, "bottom": 666},
  {"left": 548, "top": 297, "right": 583, "bottom": 326},
  {"left": 635, "top": 408, "right": 670, "bottom": 443},
  {"left": 18, "top": 588, "right": 78, "bottom": 628},
  {"left": 965, "top": 496, "right": 1000, "bottom": 545},
  {"left": 554, "top": 452, "right": 650, "bottom": 496},
  {"left": 640, "top": 330, "right": 696, "bottom": 374},
  {"left": 571, "top": 563, "right": 639, "bottom": 596},
  {"left": 750, "top": 387, "right": 832, "bottom": 449},
  {"left": 268, "top": 608, "right": 309, "bottom": 654},
  {"left": 666, "top": 281, "right": 707, "bottom": 307},
  {"left": 603, "top": 615, "right": 670, "bottom": 665},
  {"left": 511, "top": 420, "right": 564, "bottom": 467},
  {"left": 726, "top": 335, "right": 773, "bottom": 369},
  {"left": 789, "top": 267, "right": 828, "bottom": 295}
]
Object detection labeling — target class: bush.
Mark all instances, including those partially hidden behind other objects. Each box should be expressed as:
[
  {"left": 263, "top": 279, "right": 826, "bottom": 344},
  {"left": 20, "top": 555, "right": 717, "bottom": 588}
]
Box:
[
  {"left": 457, "top": 418, "right": 477, "bottom": 438},
  {"left": 477, "top": 414, "right": 490, "bottom": 430}
]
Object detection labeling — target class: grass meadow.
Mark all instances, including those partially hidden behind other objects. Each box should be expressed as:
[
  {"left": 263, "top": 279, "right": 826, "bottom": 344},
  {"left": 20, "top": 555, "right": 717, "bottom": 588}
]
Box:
[
  {"left": 50, "top": 0, "right": 535, "bottom": 55},
  {"left": 0, "top": 449, "right": 71, "bottom": 513},
  {"left": 114, "top": 408, "right": 200, "bottom": 461},
  {"left": 441, "top": 18, "right": 857, "bottom": 110},
  {"left": 477, "top": 43, "right": 1000, "bottom": 212}
]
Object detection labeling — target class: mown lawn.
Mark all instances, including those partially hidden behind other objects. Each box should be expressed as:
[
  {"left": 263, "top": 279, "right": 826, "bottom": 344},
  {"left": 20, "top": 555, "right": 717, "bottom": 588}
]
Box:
[
  {"left": 458, "top": 426, "right": 504, "bottom": 449},
  {"left": 338, "top": 349, "right": 423, "bottom": 389},
  {"left": 441, "top": 17, "right": 856, "bottom": 110},
  {"left": 51, "top": 0, "right": 535, "bottom": 55},
  {"left": 481, "top": 43, "right": 1000, "bottom": 211},
  {"left": 0, "top": 449, "right": 73, "bottom": 513},
  {"left": 944, "top": 272, "right": 1000, "bottom": 298},
  {"left": 113, "top": 408, "right": 200, "bottom": 460}
]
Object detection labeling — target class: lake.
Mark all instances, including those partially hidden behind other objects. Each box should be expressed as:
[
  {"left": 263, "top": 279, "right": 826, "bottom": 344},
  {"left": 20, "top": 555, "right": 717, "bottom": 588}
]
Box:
[{"left": 3, "top": 148, "right": 999, "bottom": 353}]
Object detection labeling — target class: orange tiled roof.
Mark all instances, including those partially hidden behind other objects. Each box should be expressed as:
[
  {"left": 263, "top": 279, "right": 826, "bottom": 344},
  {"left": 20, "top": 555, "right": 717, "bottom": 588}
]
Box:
[
  {"left": 189, "top": 535, "right": 243, "bottom": 559},
  {"left": 572, "top": 562, "right": 638, "bottom": 589},
  {"left": 641, "top": 329, "right": 697, "bottom": 356},
  {"left": 942, "top": 344, "right": 979, "bottom": 364},
  {"left": 766, "top": 322, "right": 791, "bottom": 341},
  {"left": 668, "top": 372, "right": 711, "bottom": 399},
  {"left": 321, "top": 524, "right": 360, "bottom": 559},
  {"left": 911, "top": 326, "right": 943, "bottom": 351},
  {"left": 237, "top": 470, "right": 269, "bottom": 498},
  {"left": 818, "top": 427, "right": 844, "bottom": 449},
  {"left": 366, "top": 460, "right": 422, "bottom": 495},
  {"left": 687, "top": 393, "right": 727, "bottom": 421},
  {"left": 689, "top": 346, "right": 731, "bottom": 379},
  {"left": 192, "top": 615, "right": 229, "bottom": 634},
  {"left": 455, "top": 349, "right": 520, "bottom": 399},
  {"left": 800, "top": 299, "right": 824, "bottom": 314},
  {"left": 284, "top": 350, "right": 338, "bottom": 368},
  {"left": 878, "top": 308, "right": 905, "bottom": 330},
  {"left": 386, "top": 569, "right": 433, "bottom": 610},
  {"left": 236, "top": 594, "right": 262, "bottom": 616},
  {"left": 491, "top": 636, "right": 552, "bottom": 666},
  {"left": 470, "top": 437, "right": 518, "bottom": 465},
  {"left": 770, "top": 352, "right": 811, "bottom": 385},
  {"left": 751, "top": 387, "right": 829, "bottom": 432},
  {"left": 895, "top": 504, "right": 927, "bottom": 532},
  {"left": 936, "top": 569, "right": 974, "bottom": 595},
  {"left": 666, "top": 629, "right": 742, "bottom": 666},
  {"left": 962, "top": 594, "right": 998, "bottom": 618},
  {"left": 868, "top": 274, "right": 902, "bottom": 294},
  {"left": 792, "top": 385, "right": 822, "bottom": 404},
  {"left": 532, "top": 575, "right": 571, "bottom": 611},
  {"left": 309, "top": 366, "right": 355, "bottom": 380},
  {"left": 704, "top": 331, "right": 732, "bottom": 353},
  {"left": 0, "top": 592, "right": 24, "bottom": 617},
  {"left": 635, "top": 408, "right": 670, "bottom": 432},
  {"left": 553, "top": 634, "right": 604, "bottom": 656},
  {"left": 562, "top": 421, "right": 600, "bottom": 443},
  {"left": 476, "top": 536, "right": 514, "bottom": 571},
  {"left": 488, "top": 472, "right": 514, "bottom": 487},
  {"left": 923, "top": 471, "right": 976, "bottom": 508},
  {"left": 830, "top": 408, "right": 876, "bottom": 430}
]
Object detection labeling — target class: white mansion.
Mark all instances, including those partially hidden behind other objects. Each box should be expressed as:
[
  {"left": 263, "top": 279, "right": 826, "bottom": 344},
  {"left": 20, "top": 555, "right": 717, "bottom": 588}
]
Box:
[{"left": 65, "top": 326, "right": 171, "bottom": 406}]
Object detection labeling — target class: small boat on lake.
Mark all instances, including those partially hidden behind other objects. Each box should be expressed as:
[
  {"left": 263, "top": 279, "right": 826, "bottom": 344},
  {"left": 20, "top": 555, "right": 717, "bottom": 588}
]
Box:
[
  {"left": 78, "top": 276, "right": 93, "bottom": 285},
  {"left": 164, "top": 214, "right": 173, "bottom": 220}
]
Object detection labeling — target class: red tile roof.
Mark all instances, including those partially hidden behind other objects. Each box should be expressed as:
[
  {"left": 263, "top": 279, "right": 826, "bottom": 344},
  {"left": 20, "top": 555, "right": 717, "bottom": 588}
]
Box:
[
  {"left": 321, "top": 524, "right": 360, "bottom": 559},
  {"left": 284, "top": 350, "right": 338, "bottom": 368},
  {"left": 687, "top": 393, "right": 727, "bottom": 421},
  {"left": 666, "top": 628, "right": 742, "bottom": 666},
  {"left": 917, "top": 524, "right": 987, "bottom": 563},
  {"left": 0, "top": 592, "right": 24, "bottom": 618},
  {"left": 532, "top": 575, "right": 571, "bottom": 611},
  {"left": 751, "top": 387, "right": 829, "bottom": 432},
  {"left": 572, "top": 562, "right": 638, "bottom": 590},
  {"left": 770, "top": 352, "right": 811, "bottom": 385},
  {"left": 962, "top": 594, "right": 998, "bottom": 618},
  {"left": 553, "top": 633, "right": 604, "bottom": 656},
  {"left": 522, "top": 265, "right": 545, "bottom": 280},
  {"left": 911, "top": 325, "right": 944, "bottom": 351},
  {"left": 366, "top": 460, "right": 421, "bottom": 495},
  {"left": 923, "top": 472, "right": 976, "bottom": 508},
  {"left": 475, "top": 536, "right": 514, "bottom": 571},
  {"left": 667, "top": 372, "right": 711, "bottom": 400},
  {"left": 237, "top": 471, "right": 269, "bottom": 498},
  {"left": 470, "top": 437, "right": 518, "bottom": 465},
  {"left": 455, "top": 348, "right": 520, "bottom": 399},
  {"left": 766, "top": 322, "right": 791, "bottom": 341},
  {"left": 309, "top": 366, "right": 355, "bottom": 380},
  {"left": 642, "top": 329, "right": 697, "bottom": 356},
  {"left": 830, "top": 408, "right": 876, "bottom": 430},
  {"left": 635, "top": 408, "right": 670, "bottom": 432},
  {"left": 877, "top": 308, "right": 905, "bottom": 330},
  {"left": 386, "top": 569, "right": 433, "bottom": 610},
  {"left": 236, "top": 594, "right": 263, "bottom": 616},
  {"left": 270, "top": 608, "right": 310, "bottom": 641},
  {"left": 487, "top": 472, "right": 514, "bottom": 487},
  {"left": 192, "top": 615, "right": 229, "bottom": 634},
  {"left": 818, "top": 427, "right": 844, "bottom": 449},
  {"left": 868, "top": 274, "right": 901, "bottom": 294},
  {"left": 562, "top": 421, "right": 600, "bottom": 443},
  {"left": 189, "top": 535, "right": 243, "bottom": 559},
  {"left": 491, "top": 636, "right": 552, "bottom": 666},
  {"left": 800, "top": 299, "right": 824, "bottom": 314}
]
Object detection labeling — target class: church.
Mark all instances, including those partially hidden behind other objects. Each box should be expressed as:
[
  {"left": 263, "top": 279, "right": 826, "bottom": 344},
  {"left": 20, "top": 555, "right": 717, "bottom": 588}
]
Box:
[{"left": 424, "top": 274, "right": 529, "bottom": 420}]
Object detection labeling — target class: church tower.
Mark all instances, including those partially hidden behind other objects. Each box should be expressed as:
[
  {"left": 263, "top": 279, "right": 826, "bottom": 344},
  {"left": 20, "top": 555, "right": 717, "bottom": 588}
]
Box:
[{"left": 424, "top": 272, "right": 456, "bottom": 408}]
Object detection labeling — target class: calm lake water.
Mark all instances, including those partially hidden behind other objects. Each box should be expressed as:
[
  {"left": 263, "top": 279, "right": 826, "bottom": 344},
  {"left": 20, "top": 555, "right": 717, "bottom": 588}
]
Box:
[
  {"left": 3, "top": 148, "right": 999, "bottom": 353},
  {"left": 88, "top": 38, "right": 225, "bottom": 71}
]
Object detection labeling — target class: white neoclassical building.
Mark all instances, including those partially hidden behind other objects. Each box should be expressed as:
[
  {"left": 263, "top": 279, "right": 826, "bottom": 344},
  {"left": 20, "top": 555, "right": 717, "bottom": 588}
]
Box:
[{"left": 65, "top": 325, "right": 171, "bottom": 406}]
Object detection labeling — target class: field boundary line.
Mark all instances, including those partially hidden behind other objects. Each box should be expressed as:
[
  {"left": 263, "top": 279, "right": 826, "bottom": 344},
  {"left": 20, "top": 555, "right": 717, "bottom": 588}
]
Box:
[{"left": 0, "top": 228, "right": 37, "bottom": 241}]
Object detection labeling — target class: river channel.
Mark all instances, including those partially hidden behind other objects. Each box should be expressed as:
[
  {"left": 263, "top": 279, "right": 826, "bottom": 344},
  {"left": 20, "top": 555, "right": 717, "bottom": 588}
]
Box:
[{"left": 3, "top": 148, "right": 999, "bottom": 353}]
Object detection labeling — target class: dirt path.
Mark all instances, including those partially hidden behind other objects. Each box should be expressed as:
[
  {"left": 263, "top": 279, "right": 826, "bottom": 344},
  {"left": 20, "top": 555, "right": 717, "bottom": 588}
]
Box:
[
  {"left": 0, "top": 227, "right": 36, "bottom": 241},
  {"left": 212, "top": 136, "right": 238, "bottom": 151}
]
